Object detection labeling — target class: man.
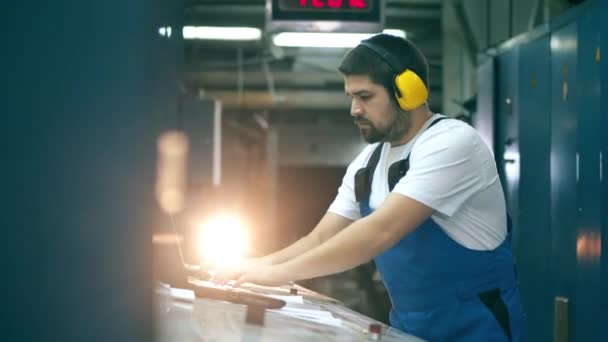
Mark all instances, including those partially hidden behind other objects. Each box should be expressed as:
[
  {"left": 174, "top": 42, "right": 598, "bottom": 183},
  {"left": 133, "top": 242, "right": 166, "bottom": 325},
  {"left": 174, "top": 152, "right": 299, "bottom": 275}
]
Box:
[{"left": 214, "top": 34, "right": 526, "bottom": 341}]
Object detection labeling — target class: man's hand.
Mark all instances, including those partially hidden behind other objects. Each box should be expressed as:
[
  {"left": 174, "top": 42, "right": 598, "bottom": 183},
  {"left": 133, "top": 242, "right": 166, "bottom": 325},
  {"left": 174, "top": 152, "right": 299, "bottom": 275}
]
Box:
[
  {"left": 233, "top": 265, "right": 291, "bottom": 287},
  {"left": 208, "top": 257, "right": 272, "bottom": 285}
]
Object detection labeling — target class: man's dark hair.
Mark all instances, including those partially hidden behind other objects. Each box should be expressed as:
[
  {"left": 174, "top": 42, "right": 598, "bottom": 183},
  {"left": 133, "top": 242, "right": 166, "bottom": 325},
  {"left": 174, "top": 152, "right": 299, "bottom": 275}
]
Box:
[{"left": 338, "top": 34, "right": 430, "bottom": 99}]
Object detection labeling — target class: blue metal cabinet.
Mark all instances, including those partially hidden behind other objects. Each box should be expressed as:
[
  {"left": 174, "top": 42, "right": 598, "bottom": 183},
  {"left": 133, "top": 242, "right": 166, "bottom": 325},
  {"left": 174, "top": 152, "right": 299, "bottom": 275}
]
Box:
[
  {"left": 477, "top": 2, "right": 607, "bottom": 340},
  {"left": 516, "top": 34, "right": 553, "bottom": 342},
  {"left": 550, "top": 21, "right": 579, "bottom": 337},
  {"left": 574, "top": 7, "right": 603, "bottom": 341},
  {"left": 496, "top": 48, "right": 520, "bottom": 236}
]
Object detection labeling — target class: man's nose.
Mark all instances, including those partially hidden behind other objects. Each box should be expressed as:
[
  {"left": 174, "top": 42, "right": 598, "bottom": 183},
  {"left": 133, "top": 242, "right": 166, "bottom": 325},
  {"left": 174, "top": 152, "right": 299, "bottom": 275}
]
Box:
[{"left": 350, "top": 99, "right": 363, "bottom": 117}]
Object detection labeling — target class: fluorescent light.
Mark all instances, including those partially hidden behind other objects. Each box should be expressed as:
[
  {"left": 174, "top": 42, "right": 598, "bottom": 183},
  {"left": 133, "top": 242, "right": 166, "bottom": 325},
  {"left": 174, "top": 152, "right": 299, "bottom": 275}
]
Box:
[
  {"left": 183, "top": 26, "right": 261, "bottom": 41},
  {"left": 158, "top": 26, "right": 172, "bottom": 38},
  {"left": 272, "top": 29, "right": 407, "bottom": 48},
  {"left": 273, "top": 32, "right": 369, "bottom": 48},
  {"left": 382, "top": 29, "right": 407, "bottom": 38}
]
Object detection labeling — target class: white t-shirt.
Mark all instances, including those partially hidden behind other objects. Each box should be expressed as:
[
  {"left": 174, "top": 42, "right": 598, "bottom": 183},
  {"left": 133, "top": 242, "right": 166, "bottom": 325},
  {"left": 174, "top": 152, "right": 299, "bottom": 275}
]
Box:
[{"left": 327, "top": 114, "right": 507, "bottom": 250}]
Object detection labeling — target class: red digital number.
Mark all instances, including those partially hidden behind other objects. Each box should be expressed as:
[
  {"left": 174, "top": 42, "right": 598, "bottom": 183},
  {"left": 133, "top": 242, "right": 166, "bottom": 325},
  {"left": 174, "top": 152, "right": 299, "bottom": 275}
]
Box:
[
  {"left": 299, "top": 0, "right": 366, "bottom": 9},
  {"left": 349, "top": 0, "right": 365, "bottom": 9},
  {"left": 327, "top": 0, "right": 342, "bottom": 8}
]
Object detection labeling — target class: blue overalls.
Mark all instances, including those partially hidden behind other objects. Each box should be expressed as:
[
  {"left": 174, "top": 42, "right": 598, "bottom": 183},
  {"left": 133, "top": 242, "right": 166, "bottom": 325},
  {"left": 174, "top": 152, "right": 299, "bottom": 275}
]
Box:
[{"left": 355, "top": 118, "right": 527, "bottom": 341}]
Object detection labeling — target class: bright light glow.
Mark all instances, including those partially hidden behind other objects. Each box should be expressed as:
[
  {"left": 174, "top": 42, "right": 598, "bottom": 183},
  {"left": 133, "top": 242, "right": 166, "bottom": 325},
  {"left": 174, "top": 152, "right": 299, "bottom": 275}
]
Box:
[
  {"left": 550, "top": 36, "right": 577, "bottom": 50},
  {"left": 155, "top": 131, "right": 188, "bottom": 214},
  {"left": 504, "top": 150, "right": 520, "bottom": 184},
  {"left": 199, "top": 214, "right": 249, "bottom": 269},
  {"left": 272, "top": 29, "right": 406, "bottom": 48},
  {"left": 576, "top": 231, "right": 601, "bottom": 262},
  {"left": 152, "top": 233, "right": 182, "bottom": 245},
  {"left": 183, "top": 26, "right": 262, "bottom": 41}
]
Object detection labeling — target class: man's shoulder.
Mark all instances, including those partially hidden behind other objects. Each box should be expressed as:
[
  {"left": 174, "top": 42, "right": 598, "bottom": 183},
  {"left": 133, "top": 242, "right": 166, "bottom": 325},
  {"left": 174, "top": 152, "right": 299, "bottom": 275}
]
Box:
[
  {"left": 413, "top": 117, "right": 481, "bottom": 156},
  {"left": 428, "top": 116, "right": 476, "bottom": 137}
]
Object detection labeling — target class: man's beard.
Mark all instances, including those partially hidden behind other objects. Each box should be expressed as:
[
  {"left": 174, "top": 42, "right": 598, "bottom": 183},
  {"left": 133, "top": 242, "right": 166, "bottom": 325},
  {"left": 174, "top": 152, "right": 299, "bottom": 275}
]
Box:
[{"left": 356, "top": 106, "right": 411, "bottom": 144}]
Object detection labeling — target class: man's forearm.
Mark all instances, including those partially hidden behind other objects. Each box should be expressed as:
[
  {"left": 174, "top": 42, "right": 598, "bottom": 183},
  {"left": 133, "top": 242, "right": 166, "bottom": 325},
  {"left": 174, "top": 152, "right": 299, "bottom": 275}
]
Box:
[
  {"left": 261, "top": 234, "right": 320, "bottom": 265},
  {"left": 274, "top": 194, "right": 434, "bottom": 282},
  {"left": 275, "top": 215, "right": 385, "bottom": 281},
  {"left": 261, "top": 212, "right": 353, "bottom": 265}
]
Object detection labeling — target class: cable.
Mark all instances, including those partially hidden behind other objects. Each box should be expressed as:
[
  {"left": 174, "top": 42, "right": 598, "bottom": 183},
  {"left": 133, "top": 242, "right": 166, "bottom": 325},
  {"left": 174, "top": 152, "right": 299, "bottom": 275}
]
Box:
[
  {"left": 169, "top": 213, "right": 201, "bottom": 273},
  {"left": 169, "top": 213, "right": 187, "bottom": 268}
]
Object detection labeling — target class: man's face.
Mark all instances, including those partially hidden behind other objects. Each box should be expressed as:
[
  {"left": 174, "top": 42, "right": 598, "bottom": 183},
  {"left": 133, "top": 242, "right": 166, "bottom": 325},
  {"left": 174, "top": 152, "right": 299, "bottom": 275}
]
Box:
[{"left": 344, "top": 74, "right": 411, "bottom": 144}]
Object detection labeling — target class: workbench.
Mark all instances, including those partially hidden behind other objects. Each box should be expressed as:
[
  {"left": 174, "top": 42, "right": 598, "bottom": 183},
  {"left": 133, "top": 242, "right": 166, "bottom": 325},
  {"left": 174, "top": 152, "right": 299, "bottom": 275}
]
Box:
[{"left": 156, "top": 280, "right": 425, "bottom": 341}]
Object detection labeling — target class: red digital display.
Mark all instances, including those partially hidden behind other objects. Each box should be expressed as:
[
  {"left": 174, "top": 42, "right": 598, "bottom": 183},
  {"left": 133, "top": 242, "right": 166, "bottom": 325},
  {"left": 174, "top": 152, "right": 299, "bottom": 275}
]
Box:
[
  {"left": 280, "top": 0, "right": 372, "bottom": 12},
  {"left": 271, "top": 0, "right": 380, "bottom": 24}
]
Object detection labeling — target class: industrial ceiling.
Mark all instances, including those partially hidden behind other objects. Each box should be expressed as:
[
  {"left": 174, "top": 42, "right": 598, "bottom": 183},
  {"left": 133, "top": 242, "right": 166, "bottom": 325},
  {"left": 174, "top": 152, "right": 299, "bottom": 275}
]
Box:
[{"left": 182, "top": 0, "right": 443, "bottom": 112}]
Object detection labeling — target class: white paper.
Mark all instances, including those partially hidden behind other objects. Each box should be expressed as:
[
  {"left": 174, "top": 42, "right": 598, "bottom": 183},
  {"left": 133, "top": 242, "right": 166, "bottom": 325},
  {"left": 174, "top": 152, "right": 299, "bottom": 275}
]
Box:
[
  {"left": 269, "top": 303, "right": 342, "bottom": 327},
  {"left": 266, "top": 294, "right": 304, "bottom": 304},
  {"left": 169, "top": 287, "right": 196, "bottom": 302},
  {"left": 276, "top": 310, "right": 342, "bottom": 327}
]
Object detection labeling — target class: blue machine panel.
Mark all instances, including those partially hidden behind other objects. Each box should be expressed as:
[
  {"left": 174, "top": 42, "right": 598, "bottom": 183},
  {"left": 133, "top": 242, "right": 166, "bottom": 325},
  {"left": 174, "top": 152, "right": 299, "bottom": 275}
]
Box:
[
  {"left": 550, "top": 21, "right": 578, "bottom": 335},
  {"left": 496, "top": 48, "right": 520, "bottom": 245},
  {"left": 482, "top": 2, "right": 606, "bottom": 340},
  {"left": 574, "top": 7, "right": 602, "bottom": 341},
  {"left": 516, "top": 34, "right": 552, "bottom": 341}
]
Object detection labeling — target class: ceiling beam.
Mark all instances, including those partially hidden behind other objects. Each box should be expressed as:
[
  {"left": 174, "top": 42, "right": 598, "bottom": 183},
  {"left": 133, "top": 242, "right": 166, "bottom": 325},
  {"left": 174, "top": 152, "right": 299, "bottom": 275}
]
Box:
[
  {"left": 186, "top": 70, "right": 443, "bottom": 90},
  {"left": 201, "top": 89, "right": 442, "bottom": 110}
]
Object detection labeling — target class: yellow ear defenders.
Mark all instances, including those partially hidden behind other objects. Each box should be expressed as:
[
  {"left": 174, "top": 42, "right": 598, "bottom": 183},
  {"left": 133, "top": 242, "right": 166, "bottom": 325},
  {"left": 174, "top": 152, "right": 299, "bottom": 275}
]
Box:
[{"left": 360, "top": 41, "right": 429, "bottom": 111}]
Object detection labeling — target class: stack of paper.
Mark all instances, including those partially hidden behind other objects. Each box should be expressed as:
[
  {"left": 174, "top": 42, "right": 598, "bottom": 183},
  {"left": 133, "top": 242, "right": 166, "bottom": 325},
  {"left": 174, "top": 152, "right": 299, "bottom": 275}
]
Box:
[
  {"left": 268, "top": 295, "right": 342, "bottom": 327},
  {"left": 267, "top": 294, "right": 304, "bottom": 304}
]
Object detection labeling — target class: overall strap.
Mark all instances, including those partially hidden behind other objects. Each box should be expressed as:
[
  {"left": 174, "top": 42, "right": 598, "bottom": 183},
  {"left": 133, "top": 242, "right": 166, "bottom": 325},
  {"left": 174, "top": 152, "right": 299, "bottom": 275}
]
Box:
[
  {"left": 354, "top": 142, "right": 384, "bottom": 202},
  {"left": 387, "top": 116, "right": 447, "bottom": 191},
  {"left": 355, "top": 116, "right": 448, "bottom": 202}
]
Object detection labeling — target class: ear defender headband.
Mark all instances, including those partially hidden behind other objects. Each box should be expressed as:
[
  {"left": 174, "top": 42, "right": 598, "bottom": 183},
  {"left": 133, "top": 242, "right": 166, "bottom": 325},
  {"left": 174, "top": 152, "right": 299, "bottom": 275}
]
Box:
[{"left": 360, "top": 40, "right": 429, "bottom": 111}]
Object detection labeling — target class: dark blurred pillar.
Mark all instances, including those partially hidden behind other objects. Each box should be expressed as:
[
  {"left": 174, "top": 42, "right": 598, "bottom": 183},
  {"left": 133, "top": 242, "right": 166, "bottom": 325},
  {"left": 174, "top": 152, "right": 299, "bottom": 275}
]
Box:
[{"left": 0, "top": 0, "right": 182, "bottom": 340}]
